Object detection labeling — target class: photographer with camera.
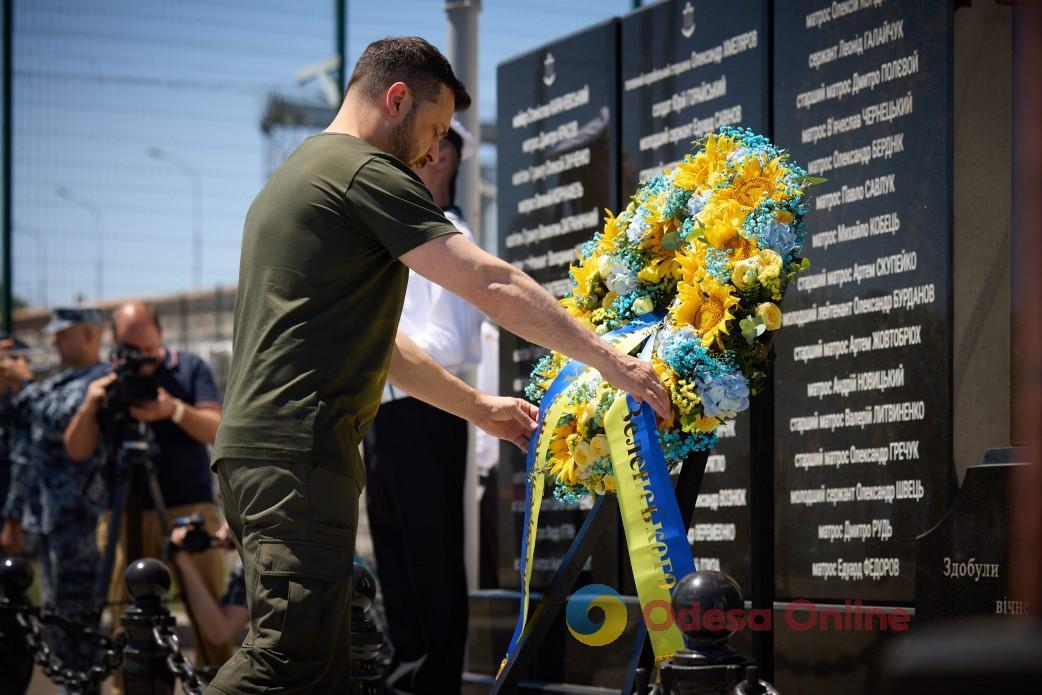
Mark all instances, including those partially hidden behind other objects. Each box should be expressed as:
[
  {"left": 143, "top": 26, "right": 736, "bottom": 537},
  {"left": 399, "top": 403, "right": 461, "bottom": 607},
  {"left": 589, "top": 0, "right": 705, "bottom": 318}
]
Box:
[
  {"left": 165, "top": 517, "right": 248, "bottom": 647},
  {"left": 1, "top": 308, "right": 109, "bottom": 695},
  {"left": 64, "top": 302, "right": 232, "bottom": 672}
]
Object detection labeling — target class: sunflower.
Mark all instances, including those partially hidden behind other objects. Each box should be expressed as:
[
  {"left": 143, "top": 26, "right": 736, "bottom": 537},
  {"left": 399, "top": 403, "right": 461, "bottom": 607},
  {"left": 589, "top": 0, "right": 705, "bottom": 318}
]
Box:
[
  {"left": 549, "top": 433, "right": 594, "bottom": 485},
  {"left": 670, "top": 275, "right": 741, "bottom": 349},
  {"left": 705, "top": 131, "right": 740, "bottom": 160},
  {"left": 546, "top": 419, "right": 578, "bottom": 481},
  {"left": 599, "top": 209, "right": 623, "bottom": 253},
  {"left": 703, "top": 133, "right": 741, "bottom": 187},
  {"left": 670, "top": 281, "right": 703, "bottom": 330},
  {"left": 692, "top": 276, "right": 741, "bottom": 349},
  {"left": 638, "top": 245, "right": 683, "bottom": 284},
  {"left": 697, "top": 199, "right": 757, "bottom": 263},
  {"left": 671, "top": 153, "right": 710, "bottom": 191},
  {"left": 674, "top": 247, "right": 706, "bottom": 284},
  {"left": 705, "top": 224, "right": 759, "bottom": 264},
  {"left": 560, "top": 295, "right": 592, "bottom": 325},
  {"left": 569, "top": 253, "right": 601, "bottom": 300},
  {"left": 722, "top": 155, "right": 789, "bottom": 208}
]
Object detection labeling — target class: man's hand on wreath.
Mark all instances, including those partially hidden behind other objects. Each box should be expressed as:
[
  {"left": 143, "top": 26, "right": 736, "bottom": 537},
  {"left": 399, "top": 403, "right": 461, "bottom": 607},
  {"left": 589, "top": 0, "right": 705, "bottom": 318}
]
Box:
[
  {"left": 597, "top": 353, "right": 672, "bottom": 419},
  {"left": 473, "top": 395, "right": 539, "bottom": 452}
]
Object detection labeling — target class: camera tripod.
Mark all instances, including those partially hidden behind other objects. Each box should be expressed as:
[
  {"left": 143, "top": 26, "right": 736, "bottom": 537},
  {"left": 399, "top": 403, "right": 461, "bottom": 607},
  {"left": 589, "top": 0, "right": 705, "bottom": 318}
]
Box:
[{"left": 94, "top": 418, "right": 213, "bottom": 669}]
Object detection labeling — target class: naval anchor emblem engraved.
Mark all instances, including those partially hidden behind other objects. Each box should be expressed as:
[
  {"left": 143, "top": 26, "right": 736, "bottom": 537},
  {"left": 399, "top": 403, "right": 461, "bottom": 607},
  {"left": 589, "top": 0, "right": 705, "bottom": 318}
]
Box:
[
  {"left": 681, "top": 2, "right": 696, "bottom": 39},
  {"left": 543, "top": 52, "right": 556, "bottom": 87}
]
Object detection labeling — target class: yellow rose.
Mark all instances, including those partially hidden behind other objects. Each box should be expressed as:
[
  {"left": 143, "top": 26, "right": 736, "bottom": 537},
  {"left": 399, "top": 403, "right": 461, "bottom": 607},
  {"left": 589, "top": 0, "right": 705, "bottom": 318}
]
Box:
[
  {"left": 603, "top": 474, "right": 617, "bottom": 493},
  {"left": 572, "top": 441, "right": 594, "bottom": 471},
  {"left": 590, "top": 434, "right": 610, "bottom": 459},
  {"left": 631, "top": 296, "right": 654, "bottom": 315},
  {"left": 597, "top": 255, "right": 613, "bottom": 278},
  {"left": 731, "top": 257, "right": 759, "bottom": 290},
  {"left": 776, "top": 210, "right": 794, "bottom": 225},
  {"left": 601, "top": 291, "right": 618, "bottom": 309},
  {"left": 756, "top": 302, "right": 782, "bottom": 330},
  {"left": 755, "top": 249, "right": 783, "bottom": 279}
]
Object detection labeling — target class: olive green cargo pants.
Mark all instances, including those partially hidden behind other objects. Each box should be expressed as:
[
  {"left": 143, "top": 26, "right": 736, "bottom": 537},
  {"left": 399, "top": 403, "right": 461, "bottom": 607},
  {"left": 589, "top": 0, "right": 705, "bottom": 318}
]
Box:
[{"left": 207, "top": 459, "right": 360, "bottom": 694}]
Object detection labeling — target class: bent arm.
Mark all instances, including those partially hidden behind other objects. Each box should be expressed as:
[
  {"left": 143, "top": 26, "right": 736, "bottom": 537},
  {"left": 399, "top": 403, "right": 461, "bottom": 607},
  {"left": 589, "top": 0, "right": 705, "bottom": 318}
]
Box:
[
  {"left": 65, "top": 400, "right": 101, "bottom": 463},
  {"left": 388, "top": 332, "right": 538, "bottom": 451},
  {"left": 174, "top": 403, "right": 221, "bottom": 445},
  {"left": 388, "top": 331, "right": 487, "bottom": 423},
  {"left": 400, "top": 234, "right": 670, "bottom": 417},
  {"left": 173, "top": 552, "right": 246, "bottom": 645}
]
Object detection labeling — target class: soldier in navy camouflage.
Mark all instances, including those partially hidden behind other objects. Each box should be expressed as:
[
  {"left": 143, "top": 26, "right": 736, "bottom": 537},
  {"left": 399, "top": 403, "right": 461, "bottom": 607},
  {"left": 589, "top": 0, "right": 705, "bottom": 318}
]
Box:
[
  {"left": 0, "top": 308, "right": 110, "bottom": 694},
  {"left": 0, "top": 336, "right": 34, "bottom": 556}
]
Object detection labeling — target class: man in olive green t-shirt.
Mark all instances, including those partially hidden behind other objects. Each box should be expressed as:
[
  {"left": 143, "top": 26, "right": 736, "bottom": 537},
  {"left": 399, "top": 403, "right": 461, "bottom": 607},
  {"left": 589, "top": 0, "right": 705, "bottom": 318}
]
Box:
[{"left": 209, "top": 37, "right": 669, "bottom": 694}]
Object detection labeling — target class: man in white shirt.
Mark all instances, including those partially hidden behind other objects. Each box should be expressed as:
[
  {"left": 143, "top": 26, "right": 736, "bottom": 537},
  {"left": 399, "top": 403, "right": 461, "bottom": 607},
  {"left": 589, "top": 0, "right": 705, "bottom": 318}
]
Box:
[{"left": 363, "top": 120, "right": 483, "bottom": 695}]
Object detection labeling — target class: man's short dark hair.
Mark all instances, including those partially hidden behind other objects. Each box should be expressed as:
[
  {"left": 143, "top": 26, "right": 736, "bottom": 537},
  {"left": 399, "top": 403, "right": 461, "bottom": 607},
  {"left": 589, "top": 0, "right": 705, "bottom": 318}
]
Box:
[{"left": 348, "top": 37, "right": 471, "bottom": 111}]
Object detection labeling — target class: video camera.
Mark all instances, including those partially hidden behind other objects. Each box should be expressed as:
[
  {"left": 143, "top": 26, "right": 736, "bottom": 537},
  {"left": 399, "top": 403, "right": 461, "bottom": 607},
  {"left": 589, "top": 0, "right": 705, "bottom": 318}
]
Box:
[
  {"left": 167, "top": 514, "right": 219, "bottom": 555},
  {"left": 103, "top": 344, "right": 160, "bottom": 409}
]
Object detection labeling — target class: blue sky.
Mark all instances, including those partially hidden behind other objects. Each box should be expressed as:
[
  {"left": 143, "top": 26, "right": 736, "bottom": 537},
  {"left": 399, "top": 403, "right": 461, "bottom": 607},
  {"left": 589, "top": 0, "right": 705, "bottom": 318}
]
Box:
[{"left": 6, "top": 0, "right": 632, "bottom": 308}]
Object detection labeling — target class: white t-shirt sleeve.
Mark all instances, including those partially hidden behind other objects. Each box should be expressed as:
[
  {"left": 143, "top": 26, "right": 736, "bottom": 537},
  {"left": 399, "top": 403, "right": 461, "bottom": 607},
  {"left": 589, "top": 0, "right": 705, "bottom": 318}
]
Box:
[{"left": 405, "top": 211, "right": 485, "bottom": 371}]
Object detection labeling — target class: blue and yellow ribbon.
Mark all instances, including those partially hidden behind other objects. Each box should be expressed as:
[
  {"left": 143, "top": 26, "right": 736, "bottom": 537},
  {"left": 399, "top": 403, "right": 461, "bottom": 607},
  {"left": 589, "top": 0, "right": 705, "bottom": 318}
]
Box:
[
  {"left": 500, "top": 312, "right": 696, "bottom": 674},
  {"left": 499, "top": 312, "right": 664, "bottom": 676}
]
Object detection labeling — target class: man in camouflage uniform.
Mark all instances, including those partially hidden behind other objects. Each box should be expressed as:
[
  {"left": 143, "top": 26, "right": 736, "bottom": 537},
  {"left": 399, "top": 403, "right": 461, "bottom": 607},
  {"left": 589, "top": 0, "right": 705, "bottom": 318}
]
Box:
[
  {"left": 0, "top": 337, "right": 33, "bottom": 557},
  {"left": 0, "top": 308, "right": 109, "bottom": 693}
]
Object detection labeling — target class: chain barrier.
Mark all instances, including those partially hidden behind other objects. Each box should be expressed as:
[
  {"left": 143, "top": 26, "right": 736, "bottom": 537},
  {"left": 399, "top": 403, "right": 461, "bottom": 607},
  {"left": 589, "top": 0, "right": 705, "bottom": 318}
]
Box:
[
  {"left": 151, "top": 623, "right": 204, "bottom": 695},
  {"left": 2, "top": 555, "right": 211, "bottom": 695},
  {"left": 15, "top": 605, "right": 127, "bottom": 694},
  {"left": 3, "top": 557, "right": 389, "bottom": 695}
]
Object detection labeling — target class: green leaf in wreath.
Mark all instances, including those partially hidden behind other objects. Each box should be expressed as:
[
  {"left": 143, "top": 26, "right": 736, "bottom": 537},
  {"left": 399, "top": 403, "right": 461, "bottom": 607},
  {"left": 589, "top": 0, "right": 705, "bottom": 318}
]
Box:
[
  {"left": 661, "top": 232, "right": 683, "bottom": 250},
  {"left": 799, "top": 175, "right": 829, "bottom": 186},
  {"left": 739, "top": 316, "right": 766, "bottom": 345}
]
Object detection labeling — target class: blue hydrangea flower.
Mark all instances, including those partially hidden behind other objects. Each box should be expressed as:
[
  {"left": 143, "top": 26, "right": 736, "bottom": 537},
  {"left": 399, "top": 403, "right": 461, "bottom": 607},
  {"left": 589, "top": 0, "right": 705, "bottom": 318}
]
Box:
[
  {"left": 626, "top": 206, "right": 651, "bottom": 245},
  {"left": 763, "top": 219, "right": 797, "bottom": 257},
  {"left": 695, "top": 371, "right": 750, "bottom": 419}
]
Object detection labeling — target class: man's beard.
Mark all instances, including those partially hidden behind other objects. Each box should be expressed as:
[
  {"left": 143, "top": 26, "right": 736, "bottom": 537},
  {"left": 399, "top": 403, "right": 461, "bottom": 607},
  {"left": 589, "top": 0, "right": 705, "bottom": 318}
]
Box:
[{"left": 388, "top": 109, "right": 422, "bottom": 167}]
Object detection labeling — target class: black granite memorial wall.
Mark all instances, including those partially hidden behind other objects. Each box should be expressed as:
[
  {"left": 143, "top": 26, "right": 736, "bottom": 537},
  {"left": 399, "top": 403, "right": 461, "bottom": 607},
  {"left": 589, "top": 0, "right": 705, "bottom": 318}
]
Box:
[
  {"left": 619, "top": 0, "right": 770, "bottom": 599},
  {"left": 772, "top": 0, "right": 954, "bottom": 604},
  {"left": 495, "top": 20, "right": 620, "bottom": 591},
  {"left": 484, "top": 1, "right": 976, "bottom": 692}
]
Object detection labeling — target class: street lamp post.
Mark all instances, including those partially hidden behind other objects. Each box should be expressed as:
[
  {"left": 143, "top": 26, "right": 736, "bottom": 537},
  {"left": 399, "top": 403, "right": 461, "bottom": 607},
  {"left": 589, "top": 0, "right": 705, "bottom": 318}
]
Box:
[
  {"left": 55, "top": 186, "right": 104, "bottom": 301},
  {"left": 148, "top": 147, "right": 202, "bottom": 290}
]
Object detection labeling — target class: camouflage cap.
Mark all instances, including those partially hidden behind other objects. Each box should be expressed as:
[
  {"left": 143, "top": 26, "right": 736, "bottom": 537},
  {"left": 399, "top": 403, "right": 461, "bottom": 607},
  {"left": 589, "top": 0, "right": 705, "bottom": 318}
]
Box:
[{"left": 42, "top": 307, "right": 108, "bottom": 336}]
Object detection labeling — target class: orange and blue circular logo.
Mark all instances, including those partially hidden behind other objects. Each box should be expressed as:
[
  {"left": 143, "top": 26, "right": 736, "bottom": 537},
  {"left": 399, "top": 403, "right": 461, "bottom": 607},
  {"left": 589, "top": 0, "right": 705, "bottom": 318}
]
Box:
[{"left": 566, "top": 584, "right": 627, "bottom": 647}]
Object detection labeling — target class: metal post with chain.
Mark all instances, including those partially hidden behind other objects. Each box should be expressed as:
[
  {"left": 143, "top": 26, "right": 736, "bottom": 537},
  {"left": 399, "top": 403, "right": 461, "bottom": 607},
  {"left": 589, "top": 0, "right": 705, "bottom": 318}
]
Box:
[
  {"left": 17, "top": 609, "right": 128, "bottom": 693},
  {"left": 2, "top": 555, "right": 209, "bottom": 695},
  {"left": 121, "top": 558, "right": 203, "bottom": 695},
  {"left": 2, "top": 556, "right": 127, "bottom": 694},
  {"left": 0, "top": 557, "right": 35, "bottom": 695}
]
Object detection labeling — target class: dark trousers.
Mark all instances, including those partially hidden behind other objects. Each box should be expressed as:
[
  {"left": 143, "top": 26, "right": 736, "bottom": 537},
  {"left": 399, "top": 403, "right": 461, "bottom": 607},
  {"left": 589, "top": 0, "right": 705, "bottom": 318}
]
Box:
[
  {"left": 364, "top": 397, "right": 468, "bottom": 695},
  {"left": 208, "top": 459, "right": 359, "bottom": 694}
]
